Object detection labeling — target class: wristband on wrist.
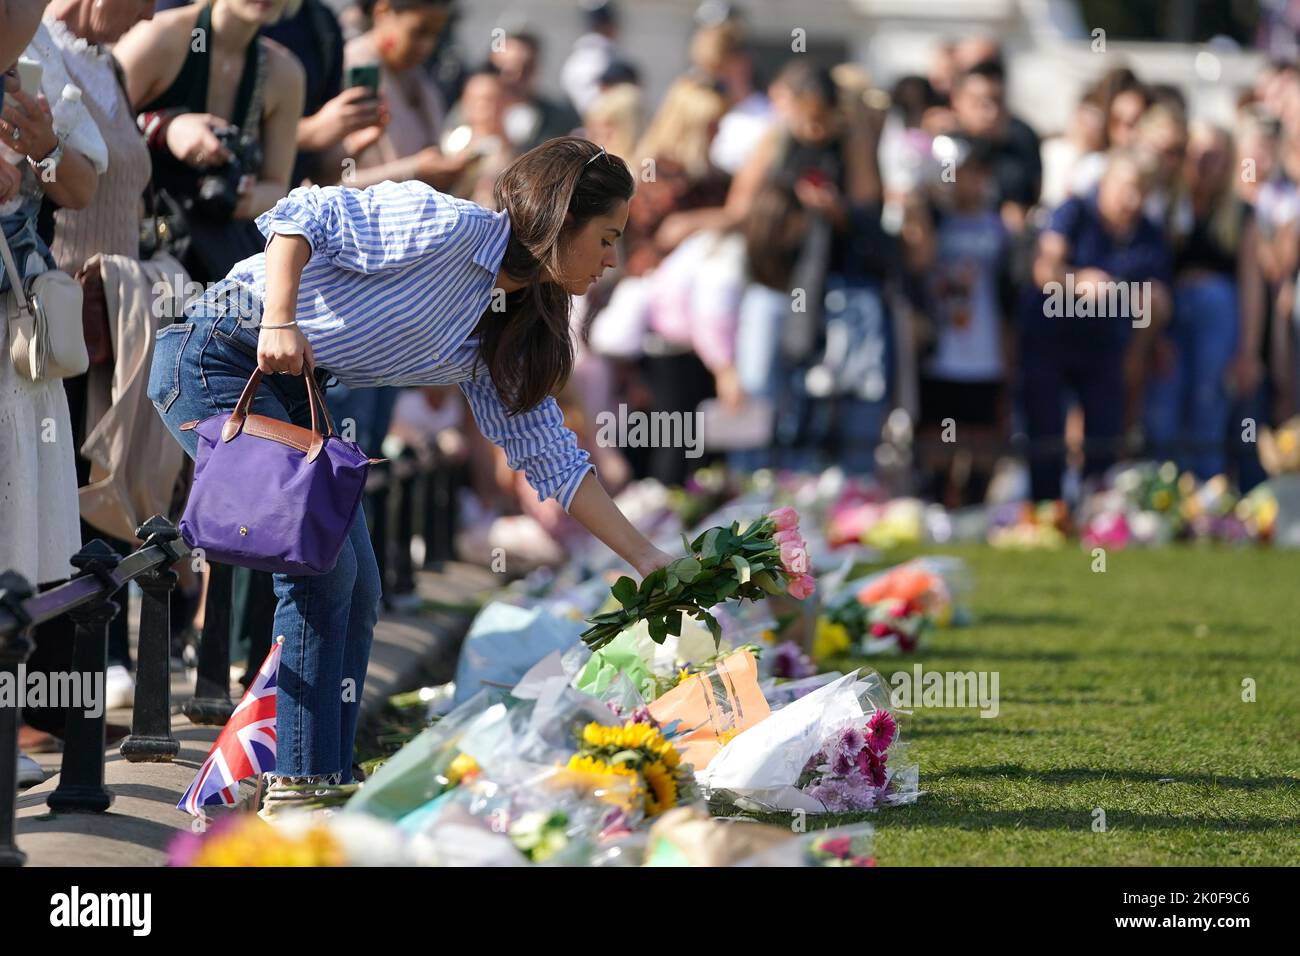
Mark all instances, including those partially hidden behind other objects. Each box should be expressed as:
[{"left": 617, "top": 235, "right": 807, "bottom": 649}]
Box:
[
  {"left": 138, "top": 108, "right": 183, "bottom": 152},
  {"left": 260, "top": 320, "right": 299, "bottom": 330},
  {"left": 30, "top": 139, "right": 65, "bottom": 176}
]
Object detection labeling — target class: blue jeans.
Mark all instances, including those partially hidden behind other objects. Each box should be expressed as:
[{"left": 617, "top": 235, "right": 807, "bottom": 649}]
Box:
[
  {"left": 728, "top": 285, "right": 785, "bottom": 473},
  {"left": 728, "top": 280, "right": 889, "bottom": 475},
  {"left": 1144, "top": 275, "right": 1238, "bottom": 479},
  {"left": 1019, "top": 333, "right": 1126, "bottom": 502},
  {"left": 146, "top": 281, "right": 382, "bottom": 781}
]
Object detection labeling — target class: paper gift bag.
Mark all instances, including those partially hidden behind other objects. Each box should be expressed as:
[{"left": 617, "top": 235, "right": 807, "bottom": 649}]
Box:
[{"left": 646, "top": 649, "right": 770, "bottom": 769}]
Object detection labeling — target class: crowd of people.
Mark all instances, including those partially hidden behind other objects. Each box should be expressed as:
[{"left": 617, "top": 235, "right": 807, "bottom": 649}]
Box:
[{"left": 2, "top": 0, "right": 1297, "bottom": 780}]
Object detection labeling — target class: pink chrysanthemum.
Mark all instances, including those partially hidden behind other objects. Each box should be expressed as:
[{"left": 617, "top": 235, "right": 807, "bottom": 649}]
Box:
[
  {"left": 835, "top": 725, "right": 866, "bottom": 757},
  {"left": 864, "top": 751, "right": 888, "bottom": 788},
  {"left": 831, "top": 750, "right": 856, "bottom": 776},
  {"left": 864, "top": 709, "right": 897, "bottom": 754},
  {"left": 854, "top": 747, "right": 873, "bottom": 776},
  {"left": 803, "top": 749, "right": 828, "bottom": 772},
  {"left": 806, "top": 779, "right": 855, "bottom": 812}
]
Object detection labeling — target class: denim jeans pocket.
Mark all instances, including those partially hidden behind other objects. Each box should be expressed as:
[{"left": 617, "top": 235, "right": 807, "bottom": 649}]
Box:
[
  {"left": 148, "top": 322, "right": 195, "bottom": 413},
  {"left": 211, "top": 325, "right": 261, "bottom": 363}
]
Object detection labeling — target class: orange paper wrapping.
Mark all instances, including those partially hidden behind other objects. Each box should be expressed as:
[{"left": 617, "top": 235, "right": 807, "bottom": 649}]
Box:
[{"left": 646, "top": 649, "right": 770, "bottom": 769}]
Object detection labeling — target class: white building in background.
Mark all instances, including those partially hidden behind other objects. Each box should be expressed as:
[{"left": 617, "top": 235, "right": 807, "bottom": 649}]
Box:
[{"left": 454, "top": 0, "right": 1262, "bottom": 135}]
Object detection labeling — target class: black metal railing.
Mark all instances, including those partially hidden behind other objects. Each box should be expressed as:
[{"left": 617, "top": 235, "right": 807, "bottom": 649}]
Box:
[
  {"left": 0, "top": 453, "right": 465, "bottom": 867},
  {"left": 0, "top": 515, "right": 189, "bottom": 867},
  {"left": 366, "top": 444, "right": 464, "bottom": 609}
]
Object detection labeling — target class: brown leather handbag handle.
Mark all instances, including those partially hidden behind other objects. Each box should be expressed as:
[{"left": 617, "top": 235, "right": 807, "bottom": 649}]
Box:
[{"left": 221, "top": 357, "right": 332, "bottom": 461}]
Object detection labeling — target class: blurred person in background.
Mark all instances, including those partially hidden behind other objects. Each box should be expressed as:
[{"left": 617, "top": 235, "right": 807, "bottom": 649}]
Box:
[
  {"left": 619, "top": 73, "right": 730, "bottom": 485},
  {"left": 707, "top": 60, "right": 890, "bottom": 473},
  {"left": 562, "top": 0, "right": 622, "bottom": 116},
  {"left": 879, "top": 75, "right": 940, "bottom": 217},
  {"left": 30, "top": 0, "right": 166, "bottom": 729},
  {"left": 1039, "top": 92, "right": 1107, "bottom": 210},
  {"left": 690, "top": 15, "right": 774, "bottom": 178},
  {"left": 150, "top": 0, "right": 385, "bottom": 187},
  {"left": 122, "top": 0, "right": 315, "bottom": 684},
  {"left": 623, "top": 75, "right": 729, "bottom": 275},
  {"left": 320, "top": 0, "right": 364, "bottom": 40},
  {"left": 443, "top": 31, "right": 580, "bottom": 155},
  {"left": 1096, "top": 68, "right": 1150, "bottom": 151},
  {"left": 1, "top": 17, "right": 105, "bottom": 782},
  {"left": 947, "top": 58, "right": 1041, "bottom": 234},
  {"left": 581, "top": 80, "right": 641, "bottom": 160},
  {"left": 573, "top": 79, "right": 643, "bottom": 464},
  {"left": 1021, "top": 150, "right": 1172, "bottom": 502},
  {"left": 926, "top": 39, "right": 957, "bottom": 111},
  {"left": 1135, "top": 102, "right": 1189, "bottom": 233},
  {"left": 1240, "top": 109, "right": 1298, "bottom": 430},
  {"left": 904, "top": 135, "right": 1014, "bottom": 506},
  {"left": 340, "top": 0, "right": 474, "bottom": 190},
  {"left": 117, "top": 0, "right": 306, "bottom": 283},
  {"left": 1144, "top": 121, "right": 1263, "bottom": 480},
  {"left": 440, "top": 65, "right": 514, "bottom": 204},
  {"left": 952, "top": 35, "right": 1001, "bottom": 74},
  {"left": 594, "top": 58, "right": 640, "bottom": 98},
  {"left": 265, "top": 0, "right": 383, "bottom": 186},
  {"left": 1147, "top": 83, "right": 1188, "bottom": 119},
  {"left": 1254, "top": 58, "right": 1300, "bottom": 126}
]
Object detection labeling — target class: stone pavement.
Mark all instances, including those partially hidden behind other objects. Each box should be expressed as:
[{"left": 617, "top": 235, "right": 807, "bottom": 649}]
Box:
[{"left": 14, "top": 562, "right": 498, "bottom": 866}]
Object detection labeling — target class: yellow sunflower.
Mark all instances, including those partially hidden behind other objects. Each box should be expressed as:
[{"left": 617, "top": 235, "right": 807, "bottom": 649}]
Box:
[{"left": 643, "top": 760, "right": 678, "bottom": 818}]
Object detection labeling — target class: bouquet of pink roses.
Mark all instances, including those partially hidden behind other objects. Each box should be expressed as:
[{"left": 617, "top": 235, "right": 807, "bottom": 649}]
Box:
[{"left": 581, "top": 507, "right": 817, "bottom": 652}]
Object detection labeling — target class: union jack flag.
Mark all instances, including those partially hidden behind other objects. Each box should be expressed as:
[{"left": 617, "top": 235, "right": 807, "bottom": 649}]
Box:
[{"left": 177, "top": 638, "right": 281, "bottom": 816}]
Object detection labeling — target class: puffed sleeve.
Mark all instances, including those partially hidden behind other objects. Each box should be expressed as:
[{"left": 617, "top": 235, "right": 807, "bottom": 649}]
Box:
[
  {"left": 29, "top": 24, "right": 107, "bottom": 174},
  {"left": 255, "top": 180, "right": 464, "bottom": 275}
]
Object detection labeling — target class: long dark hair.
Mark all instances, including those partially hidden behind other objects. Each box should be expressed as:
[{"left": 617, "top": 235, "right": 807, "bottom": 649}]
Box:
[{"left": 477, "top": 136, "right": 635, "bottom": 415}]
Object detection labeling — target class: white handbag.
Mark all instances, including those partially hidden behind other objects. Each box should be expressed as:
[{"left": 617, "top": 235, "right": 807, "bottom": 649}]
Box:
[{"left": 1, "top": 225, "right": 87, "bottom": 382}]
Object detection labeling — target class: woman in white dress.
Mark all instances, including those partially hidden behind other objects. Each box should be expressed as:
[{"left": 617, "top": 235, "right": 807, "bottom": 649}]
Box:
[{"left": 0, "top": 18, "right": 107, "bottom": 785}]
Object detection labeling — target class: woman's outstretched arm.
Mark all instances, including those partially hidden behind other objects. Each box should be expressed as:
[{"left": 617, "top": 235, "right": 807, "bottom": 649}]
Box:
[{"left": 567, "top": 471, "right": 672, "bottom": 578}]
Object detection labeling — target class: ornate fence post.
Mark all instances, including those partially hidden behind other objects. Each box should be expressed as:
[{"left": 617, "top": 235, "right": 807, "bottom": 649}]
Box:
[
  {"left": 184, "top": 561, "right": 235, "bottom": 725},
  {"left": 422, "top": 457, "right": 458, "bottom": 570},
  {"left": 368, "top": 460, "right": 392, "bottom": 602},
  {"left": 121, "top": 516, "right": 182, "bottom": 762},
  {"left": 47, "top": 541, "right": 119, "bottom": 814},
  {"left": 393, "top": 451, "right": 418, "bottom": 596},
  {"left": 0, "top": 571, "right": 35, "bottom": 866}
]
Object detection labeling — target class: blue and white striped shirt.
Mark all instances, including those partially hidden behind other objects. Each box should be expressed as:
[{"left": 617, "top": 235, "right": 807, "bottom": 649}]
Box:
[{"left": 229, "top": 180, "right": 595, "bottom": 513}]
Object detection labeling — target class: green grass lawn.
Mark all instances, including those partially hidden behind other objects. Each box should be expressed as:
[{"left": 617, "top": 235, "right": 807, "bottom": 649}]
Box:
[{"left": 739, "top": 544, "right": 1300, "bottom": 865}]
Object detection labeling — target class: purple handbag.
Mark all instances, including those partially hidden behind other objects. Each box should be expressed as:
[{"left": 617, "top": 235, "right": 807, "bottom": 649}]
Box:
[{"left": 176, "top": 362, "right": 379, "bottom": 575}]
